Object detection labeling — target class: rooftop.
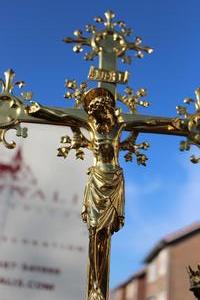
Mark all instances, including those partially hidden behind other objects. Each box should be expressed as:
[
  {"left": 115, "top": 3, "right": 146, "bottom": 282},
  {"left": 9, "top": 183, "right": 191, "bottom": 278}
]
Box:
[
  {"left": 144, "top": 221, "right": 200, "bottom": 263},
  {"left": 113, "top": 222, "right": 200, "bottom": 291}
]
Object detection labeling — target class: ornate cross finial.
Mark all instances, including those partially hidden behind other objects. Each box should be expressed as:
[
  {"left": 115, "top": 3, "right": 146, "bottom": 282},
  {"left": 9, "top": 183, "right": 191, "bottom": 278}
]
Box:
[
  {"left": 64, "top": 10, "right": 153, "bottom": 62},
  {"left": 118, "top": 86, "right": 149, "bottom": 113},
  {"left": 57, "top": 127, "right": 90, "bottom": 160},
  {"left": 0, "top": 70, "right": 29, "bottom": 148},
  {"left": 187, "top": 265, "right": 200, "bottom": 299},
  {"left": 64, "top": 79, "right": 88, "bottom": 108},
  {"left": 177, "top": 88, "right": 200, "bottom": 163},
  {"left": 63, "top": 10, "right": 153, "bottom": 96},
  {"left": 0, "top": 69, "right": 25, "bottom": 99}
]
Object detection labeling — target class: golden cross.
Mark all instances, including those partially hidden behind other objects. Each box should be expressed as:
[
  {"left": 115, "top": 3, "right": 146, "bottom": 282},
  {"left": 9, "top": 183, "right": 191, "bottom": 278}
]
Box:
[{"left": 0, "top": 11, "right": 200, "bottom": 300}]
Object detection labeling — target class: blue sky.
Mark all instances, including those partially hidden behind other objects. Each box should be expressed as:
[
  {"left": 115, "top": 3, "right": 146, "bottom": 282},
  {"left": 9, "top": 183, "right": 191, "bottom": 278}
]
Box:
[{"left": 0, "top": 0, "right": 200, "bottom": 288}]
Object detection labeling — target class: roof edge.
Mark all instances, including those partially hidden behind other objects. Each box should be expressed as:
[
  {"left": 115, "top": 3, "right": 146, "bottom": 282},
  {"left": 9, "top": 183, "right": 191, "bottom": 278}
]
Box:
[{"left": 144, "top": 222, "right": 200, "bottom": 263}]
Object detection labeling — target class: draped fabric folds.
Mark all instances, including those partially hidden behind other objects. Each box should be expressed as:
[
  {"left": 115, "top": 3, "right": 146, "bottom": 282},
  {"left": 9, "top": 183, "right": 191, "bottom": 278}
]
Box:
[{"left": 83, "top": 166, "right": 125, "bottom": 234}]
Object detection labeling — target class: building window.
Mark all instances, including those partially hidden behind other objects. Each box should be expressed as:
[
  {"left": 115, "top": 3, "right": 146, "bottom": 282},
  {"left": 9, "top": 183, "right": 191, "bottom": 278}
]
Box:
[
  {"left": 147, "top": 261, "right": 157, "bottom": 282},
  {"left": 125, "top": 281, "right": 137, "bottom": 300},
  {"left": 157, "top": 290, "right": 167, "bottom": 300},
  {"left": 112, "top": 288, "right": 124, "bottom": 300},
  {"left": 158, "top": 249, "right": 169, "bottom": 276}
]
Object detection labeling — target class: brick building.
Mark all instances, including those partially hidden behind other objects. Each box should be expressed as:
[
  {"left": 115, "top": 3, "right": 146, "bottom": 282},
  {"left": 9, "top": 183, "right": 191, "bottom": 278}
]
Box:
[
  {"left": 111, "top": 269, "right": 146, "bottom": 300},
  {"left": 111, "top": 222, "right": 200, "bottom": 300}
]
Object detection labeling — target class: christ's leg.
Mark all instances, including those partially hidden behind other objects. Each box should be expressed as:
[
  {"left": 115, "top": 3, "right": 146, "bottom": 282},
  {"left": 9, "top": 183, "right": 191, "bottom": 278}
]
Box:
[{"left": 87, "top": 227, "right": 111, "bottom": 300}]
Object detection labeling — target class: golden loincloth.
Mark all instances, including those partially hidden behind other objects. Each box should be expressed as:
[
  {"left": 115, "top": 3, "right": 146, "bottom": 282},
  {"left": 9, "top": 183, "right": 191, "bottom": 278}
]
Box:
[{"left": 83, "top": 166, "right": 125, "bottom": 233}]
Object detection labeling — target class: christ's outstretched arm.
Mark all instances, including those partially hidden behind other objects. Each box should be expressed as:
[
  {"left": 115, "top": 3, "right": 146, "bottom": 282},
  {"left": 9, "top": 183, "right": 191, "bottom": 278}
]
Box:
[
  {"left": 122, "top": 113, "right": 189, "bottom": 137},
  {"left": 25, "top": 102, "right": 89, "bottom": 129}
]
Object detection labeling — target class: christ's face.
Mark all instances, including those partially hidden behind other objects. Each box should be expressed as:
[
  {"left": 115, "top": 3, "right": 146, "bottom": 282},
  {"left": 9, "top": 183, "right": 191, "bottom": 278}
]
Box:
[
  {"left": 88, "top": 96, "right": 115, "bottom": 121},
  {"left": 87, "top": 96, "right": 116, "bottom": 134}
]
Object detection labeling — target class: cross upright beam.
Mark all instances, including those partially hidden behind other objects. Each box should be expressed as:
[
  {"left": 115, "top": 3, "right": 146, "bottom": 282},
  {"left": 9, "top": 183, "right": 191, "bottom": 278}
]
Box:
[
  {"left": 0, "top": 10, "right": 200, "bottom": 300},
  {"left": 63, "top": 10, "right": 152, "bottom": 98}
]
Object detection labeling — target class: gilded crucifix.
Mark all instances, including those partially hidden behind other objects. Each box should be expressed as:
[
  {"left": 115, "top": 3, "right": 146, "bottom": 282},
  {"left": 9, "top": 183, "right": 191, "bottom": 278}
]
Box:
[{"left": 0, "top": 11, "right": 200, "bottom": 300}]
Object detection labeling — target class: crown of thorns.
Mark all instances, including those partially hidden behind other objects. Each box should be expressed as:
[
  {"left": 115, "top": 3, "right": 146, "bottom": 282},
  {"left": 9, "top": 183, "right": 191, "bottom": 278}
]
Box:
[{"left": 83, "top": 88, "right": 115, "bottom": 113}]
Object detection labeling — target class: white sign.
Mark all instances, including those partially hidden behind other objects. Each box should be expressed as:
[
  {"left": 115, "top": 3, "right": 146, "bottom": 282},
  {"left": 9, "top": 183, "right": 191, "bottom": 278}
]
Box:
[{"left": 0, "top": 124, "right": 92, "bottom": 300}]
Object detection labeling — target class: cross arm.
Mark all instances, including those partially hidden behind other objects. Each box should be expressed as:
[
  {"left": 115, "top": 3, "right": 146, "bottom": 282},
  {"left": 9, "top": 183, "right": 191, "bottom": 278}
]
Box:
[
  {"left": 0, "top": 69, "right": 90, "bottom": 150},
  {"left": 122, "top": 113, "right": 188, "bottom": 137},
  {"left": 0, "top": 97, "right": 89, "bottom": 129},
  {"left": 0, "top": 94, "right": 89, "bottom": 150},
  {"left": 122, "top": 110, "right": 200, "bottom": 163},
  {"left": 0, "top": 68, "right": 89, "bottom": 129},
  {"left": 119, "top": 87, "right": 200, "bottom": 163},
  {"left": 122, "top": 87, "right": 200, "bottom": 147},
  {"left": 23, "top": 102, "right": 89, "bottom": 129}
]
